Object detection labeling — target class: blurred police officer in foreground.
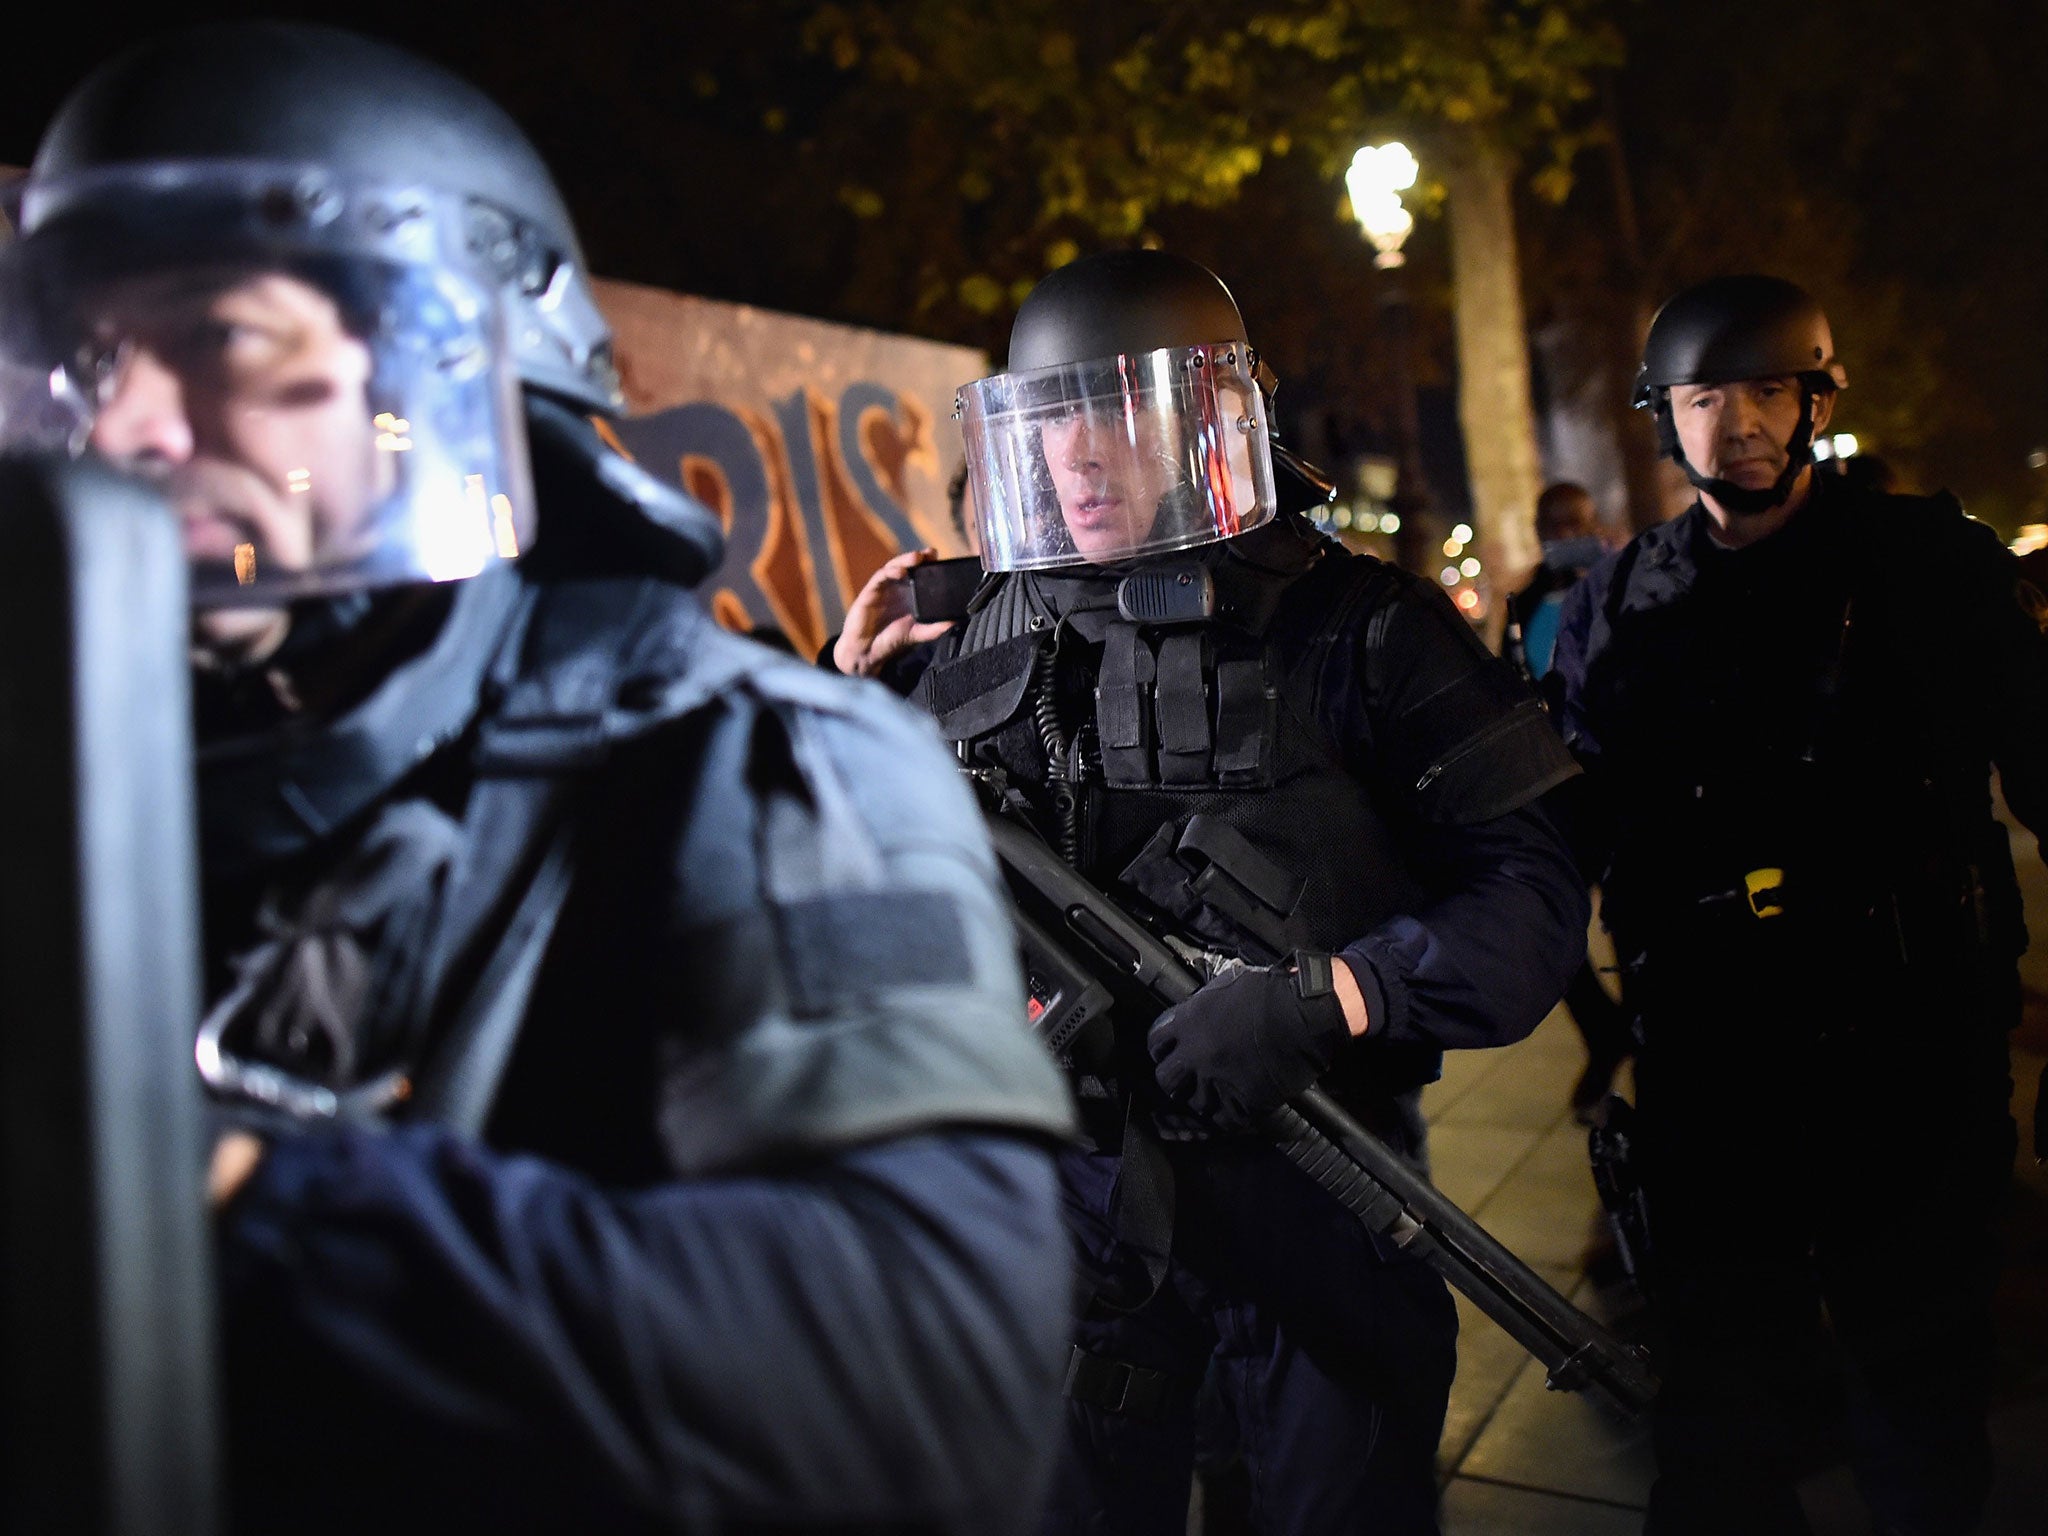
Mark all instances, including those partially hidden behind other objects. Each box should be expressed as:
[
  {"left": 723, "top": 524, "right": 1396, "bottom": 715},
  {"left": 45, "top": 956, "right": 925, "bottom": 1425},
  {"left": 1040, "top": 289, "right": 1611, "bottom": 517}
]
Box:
[
  {"left": 0, "top": 23, "right": 1076, "bottom": 1534},
  {"left": 1550, "top": 275, "right": 2048, "bottom": 1535},
  {"left": 836, "top": 250, "right": 1588, "bottom": 1535}
]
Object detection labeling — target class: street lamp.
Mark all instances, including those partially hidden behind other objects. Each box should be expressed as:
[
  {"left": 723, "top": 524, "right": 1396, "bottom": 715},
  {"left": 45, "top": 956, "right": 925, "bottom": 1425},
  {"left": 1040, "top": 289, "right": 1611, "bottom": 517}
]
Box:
[
  {"left": 1346, "top": 141, "right": 1431, "bottom": 574},
  {"left": 1346, "top": 143, "right": 1419, "bottom": 267}
]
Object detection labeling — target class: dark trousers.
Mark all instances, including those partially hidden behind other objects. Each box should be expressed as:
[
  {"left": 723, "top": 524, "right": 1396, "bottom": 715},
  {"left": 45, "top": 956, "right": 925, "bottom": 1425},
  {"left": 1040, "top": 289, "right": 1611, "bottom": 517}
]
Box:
[
  {"left": 1633, "top": 945, "right": 2015, "bottom": 1536},
  {"left": 1044, "top": 1140, "right": 1457, "bottom": 1536}
]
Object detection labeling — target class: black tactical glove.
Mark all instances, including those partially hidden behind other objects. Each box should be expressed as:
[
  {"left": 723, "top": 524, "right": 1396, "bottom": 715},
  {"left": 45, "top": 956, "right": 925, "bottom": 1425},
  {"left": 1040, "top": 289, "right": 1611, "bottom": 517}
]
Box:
[{"left": 1147, "top": 953, "right": 1350, "bottom": 1131}]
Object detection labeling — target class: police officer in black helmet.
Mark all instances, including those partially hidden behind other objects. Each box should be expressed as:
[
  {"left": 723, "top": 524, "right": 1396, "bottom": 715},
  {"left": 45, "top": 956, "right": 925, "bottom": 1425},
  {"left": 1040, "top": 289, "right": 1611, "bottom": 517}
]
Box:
[
  {"left": 1550, "top": 276, "right": 2048, "bottom": 1535},
  {"left": 838, "top": 249, "right": 1589, "bottom": 1535},
  {"left": 0, "top": 22, "right": 1077, "bottom": 1535}
]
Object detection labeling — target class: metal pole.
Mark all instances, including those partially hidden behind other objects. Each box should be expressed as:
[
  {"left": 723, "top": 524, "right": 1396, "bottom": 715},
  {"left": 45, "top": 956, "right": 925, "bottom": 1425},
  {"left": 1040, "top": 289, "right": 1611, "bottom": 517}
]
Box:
[{"left": 0, "top": 454, "right": 220, "bottom": 1536}]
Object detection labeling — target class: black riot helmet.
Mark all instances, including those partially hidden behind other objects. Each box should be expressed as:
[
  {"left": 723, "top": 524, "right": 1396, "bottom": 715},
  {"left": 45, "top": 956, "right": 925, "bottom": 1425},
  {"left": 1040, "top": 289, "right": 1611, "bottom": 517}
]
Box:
[
  {"left": 1007, "top": 249, "right": 1253, "bottom": 373},
  {"left": 0, "top": 22, "right": 719, "bottom": 607},
  {"left": 1633, "top": 274, "right": 1847, "bottom": 515},
  {"left": 959, "top": 250, "right": 1336, "bottom": 572},
  {"left": 26, "top": 21, "right": 618, "bottom": 413}
]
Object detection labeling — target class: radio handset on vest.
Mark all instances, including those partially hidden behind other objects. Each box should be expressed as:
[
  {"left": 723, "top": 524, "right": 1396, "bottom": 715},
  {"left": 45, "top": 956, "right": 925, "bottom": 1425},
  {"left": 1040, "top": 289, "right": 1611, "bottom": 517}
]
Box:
[{"left": 1117, "top": 563, "right": 1216, "bottom": 626}]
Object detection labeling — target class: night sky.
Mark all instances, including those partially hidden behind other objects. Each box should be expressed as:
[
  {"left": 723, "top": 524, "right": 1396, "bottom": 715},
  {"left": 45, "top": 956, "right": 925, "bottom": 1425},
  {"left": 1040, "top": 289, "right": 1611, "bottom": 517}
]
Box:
[{"left": 7, "top": 1, "right": 2045, "bottom": 534}]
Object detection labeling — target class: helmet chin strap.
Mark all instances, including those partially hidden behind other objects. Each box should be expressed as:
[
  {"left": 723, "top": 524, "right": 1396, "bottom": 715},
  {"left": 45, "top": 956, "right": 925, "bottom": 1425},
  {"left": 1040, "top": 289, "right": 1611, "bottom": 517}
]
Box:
[{"left": 1658, "top": 387, "right": 1817, "bottom": 516}]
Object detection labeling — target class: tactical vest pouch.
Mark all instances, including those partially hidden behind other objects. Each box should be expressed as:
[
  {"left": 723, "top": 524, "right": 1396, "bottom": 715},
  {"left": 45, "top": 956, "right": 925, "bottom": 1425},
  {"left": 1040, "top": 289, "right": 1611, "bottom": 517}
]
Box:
[
  {"left": 1154, "top": 631, "right": 1212, "bottom": 785},
  {"left": 916, "top": 630, "right": 1044, "bottom": 743},
  {"left": 1212, "top": 658, "right": 1269, "bottom": 781},
  {"left": 1097, "top": 624, "right": 1157, "bottom": 783},
  {"left": 1406, "top": 691, "right": 1575, "bottom": 824},
  {"left": 1094, "top": 622, "right": 1274, "bottom": 789},
  {"left": 1119, "top": 814, "right": 1309, "bottom": 963}
]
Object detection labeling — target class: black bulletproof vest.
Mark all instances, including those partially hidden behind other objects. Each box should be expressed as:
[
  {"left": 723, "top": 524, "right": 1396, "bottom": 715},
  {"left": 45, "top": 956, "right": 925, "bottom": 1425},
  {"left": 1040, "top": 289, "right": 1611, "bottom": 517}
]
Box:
[
  {"left": 1583, "top": 486, "right": 2026, "bottom": 972},
  {"left": 199, "top": 561, "right": 1080, "bottom": 1172},
  {"left": 919, "top": 524, "right": 1432, "bottom": 989}
]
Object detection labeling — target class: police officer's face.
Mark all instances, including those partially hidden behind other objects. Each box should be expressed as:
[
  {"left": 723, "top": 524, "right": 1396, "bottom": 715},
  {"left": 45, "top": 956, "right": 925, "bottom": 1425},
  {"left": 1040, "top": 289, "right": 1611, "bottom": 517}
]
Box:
[
  {"left": 79, "top": 268, "right": 393, "bottom": 650},
  {"left": 1039, "top": 406, "right": 1175, "bottom": 562},
  {"left": 1670, "top": 375, "right": 1834, "bottom": 499}
]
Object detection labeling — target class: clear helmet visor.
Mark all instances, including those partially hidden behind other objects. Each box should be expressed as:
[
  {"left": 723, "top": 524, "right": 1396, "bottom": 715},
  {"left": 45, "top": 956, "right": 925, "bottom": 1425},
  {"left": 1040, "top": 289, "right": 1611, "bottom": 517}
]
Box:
[
  {"left": 957, "top": 342, "right": 1277, "bottom": 572},
  {"left": 0, "top": 163, "right": 533, "bottom": 608}
]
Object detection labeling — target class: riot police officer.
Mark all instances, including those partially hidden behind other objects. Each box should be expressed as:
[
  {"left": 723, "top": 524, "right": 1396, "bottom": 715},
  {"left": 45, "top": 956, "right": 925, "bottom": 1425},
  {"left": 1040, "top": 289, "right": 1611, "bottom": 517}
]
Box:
[
  {"left": 1550, "top": 275, "right": 2048, "bottom": 1535},
  {"left": 836, "top": 250, "right": 1589, "bottom": 1535},
  {"left": 0, "top": 23, "right": 1076, "bottom": 1535}
]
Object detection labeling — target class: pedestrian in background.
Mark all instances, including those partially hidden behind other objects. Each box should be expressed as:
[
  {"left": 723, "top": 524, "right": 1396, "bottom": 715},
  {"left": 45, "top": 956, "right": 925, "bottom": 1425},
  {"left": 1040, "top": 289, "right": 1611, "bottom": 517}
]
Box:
[{"left": 1505, "top": 480, "right": 1611, "bottom": 689}]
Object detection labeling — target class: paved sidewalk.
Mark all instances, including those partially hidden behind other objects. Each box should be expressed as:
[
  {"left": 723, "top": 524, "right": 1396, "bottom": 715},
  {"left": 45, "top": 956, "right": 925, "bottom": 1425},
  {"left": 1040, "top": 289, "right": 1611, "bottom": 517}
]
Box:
[{"left": 1427, "top": 842, "right": 2048, "bottom": 1534}]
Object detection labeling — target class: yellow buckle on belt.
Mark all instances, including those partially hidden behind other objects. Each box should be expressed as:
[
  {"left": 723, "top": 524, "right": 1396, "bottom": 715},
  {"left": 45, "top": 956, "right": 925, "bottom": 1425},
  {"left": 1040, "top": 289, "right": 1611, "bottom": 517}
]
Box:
[{"left": 1744, "top": 868, "right": 1786, "bottom": 919}]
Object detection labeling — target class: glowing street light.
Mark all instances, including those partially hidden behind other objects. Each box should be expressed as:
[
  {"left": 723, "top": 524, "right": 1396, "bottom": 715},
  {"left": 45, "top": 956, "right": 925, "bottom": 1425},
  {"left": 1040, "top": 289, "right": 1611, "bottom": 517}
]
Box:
[
  {"left": 1346, "top": 142, "right": 1419, "bottom": 268},
  {"left": 1345, "top": 141, "right": 1428, "bottom": 574}
]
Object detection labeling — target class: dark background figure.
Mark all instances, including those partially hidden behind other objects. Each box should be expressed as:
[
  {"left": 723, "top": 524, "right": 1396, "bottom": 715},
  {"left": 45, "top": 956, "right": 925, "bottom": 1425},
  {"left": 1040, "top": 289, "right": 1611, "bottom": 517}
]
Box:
[
  {"left": 837, "top": 249, "right": 1589, "bottom": 1535},
  {"left": 0, "top": 23, "right": 1079, "bottom": 1535},
  {"left": 1505, "top": 481, "right": 1610, "bottom": 686},
  {"left": 1550, "top": 275, "right": 2048, "bottom": 1536},
  {"left": 1505, "top": 481, "right": 1636, "bottom": 1120}
]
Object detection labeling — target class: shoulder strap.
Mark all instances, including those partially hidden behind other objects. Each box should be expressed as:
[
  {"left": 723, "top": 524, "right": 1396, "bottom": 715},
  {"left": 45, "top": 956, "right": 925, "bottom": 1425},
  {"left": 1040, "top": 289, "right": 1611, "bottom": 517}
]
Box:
[
  {"left": 404, "top": 804, "right": 578, "bottom": 1136},
  {"left": 395, "top": 575, "right": 699, "bottom": 1133}
]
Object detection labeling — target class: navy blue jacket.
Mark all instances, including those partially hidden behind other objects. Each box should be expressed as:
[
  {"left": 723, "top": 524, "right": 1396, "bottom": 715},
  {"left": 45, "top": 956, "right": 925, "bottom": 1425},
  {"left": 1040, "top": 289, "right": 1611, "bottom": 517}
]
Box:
[{"left": 206, "top": 569, "right": 1076, "bottom": 1534}]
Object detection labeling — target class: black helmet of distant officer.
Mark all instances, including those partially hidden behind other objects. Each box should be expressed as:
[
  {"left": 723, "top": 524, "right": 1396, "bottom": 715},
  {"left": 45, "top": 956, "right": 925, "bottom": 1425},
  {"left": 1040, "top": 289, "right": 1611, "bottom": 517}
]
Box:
[
  {"left": 1632, "top": 274, "right": 1848, "bottom": 517},
  {"left": 0, "top": 21, "right": 717, "bottom": 673},
  {"left": 956, "top": 248, "right": 1330, "bottom": 574}
]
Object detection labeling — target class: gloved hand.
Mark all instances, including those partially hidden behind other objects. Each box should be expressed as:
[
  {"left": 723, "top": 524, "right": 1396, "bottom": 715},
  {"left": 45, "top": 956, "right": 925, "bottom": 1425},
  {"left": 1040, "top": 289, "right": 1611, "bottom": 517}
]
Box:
[{"left": 1147, "top": 953, "right": 1350, "bottom": 1131}]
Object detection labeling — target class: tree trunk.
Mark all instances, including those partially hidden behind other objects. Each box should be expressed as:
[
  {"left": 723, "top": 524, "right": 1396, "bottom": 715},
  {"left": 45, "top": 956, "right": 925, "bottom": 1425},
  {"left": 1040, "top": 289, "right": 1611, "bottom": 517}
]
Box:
[
  {"left": 1533, "top": 295, "right": 1684, "bottom": 537},
  {"left": 1596, "top": 75, "right": 1691, "bottom": 531},
  {"left": 1439, "top": 129, "right": 1543, "bottom": 586}
]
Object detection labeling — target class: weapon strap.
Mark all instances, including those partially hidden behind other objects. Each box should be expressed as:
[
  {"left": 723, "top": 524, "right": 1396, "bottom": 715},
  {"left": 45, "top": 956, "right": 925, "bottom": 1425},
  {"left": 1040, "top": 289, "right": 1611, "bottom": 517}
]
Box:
[
  {"left": 398, "top": 579, "right": 616, "bottom": 1134},
  {"left": 404, "top": 792, "right": 577, "bottom": 1135}
]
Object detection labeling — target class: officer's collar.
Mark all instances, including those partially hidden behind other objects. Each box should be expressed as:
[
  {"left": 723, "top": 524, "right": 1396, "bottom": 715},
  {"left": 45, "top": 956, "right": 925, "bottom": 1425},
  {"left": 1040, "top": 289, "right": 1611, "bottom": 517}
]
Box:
[
  {"left": 1019, "top": 514, "right": 1325, "bottom": 642},
  {"left": 197, "top": 564, "right": 529, "bottom": 881},
  {"left": 1690, "top": 470, "right": 1844, "bottom": 563}
]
